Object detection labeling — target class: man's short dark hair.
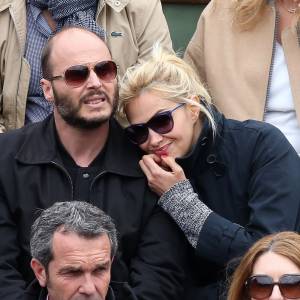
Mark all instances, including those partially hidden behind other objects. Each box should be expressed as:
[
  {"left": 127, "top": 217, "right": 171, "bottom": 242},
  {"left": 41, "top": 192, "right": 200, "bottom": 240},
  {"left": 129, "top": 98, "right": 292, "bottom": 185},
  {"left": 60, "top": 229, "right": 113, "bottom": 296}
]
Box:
[
  {"left": 41, "top": 25, "right": 106, "bottom": 79},
  {"left": 30, "top": 201, "right": 118, "bottom": 269}
]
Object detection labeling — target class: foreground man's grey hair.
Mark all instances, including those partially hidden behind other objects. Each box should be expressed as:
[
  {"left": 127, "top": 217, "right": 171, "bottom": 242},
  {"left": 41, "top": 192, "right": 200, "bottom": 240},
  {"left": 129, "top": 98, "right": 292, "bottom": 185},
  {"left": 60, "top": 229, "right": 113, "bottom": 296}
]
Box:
[{"left": 30, "top": 201, "right": 118, "bottom": 268}]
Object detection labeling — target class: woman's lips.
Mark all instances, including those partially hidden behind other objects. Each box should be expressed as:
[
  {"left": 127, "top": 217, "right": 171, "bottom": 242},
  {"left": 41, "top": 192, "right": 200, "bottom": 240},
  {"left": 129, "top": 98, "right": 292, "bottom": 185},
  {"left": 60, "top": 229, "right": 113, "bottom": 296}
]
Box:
[{"left": 153, "top": 144, "right": 170, "bottom": 157}]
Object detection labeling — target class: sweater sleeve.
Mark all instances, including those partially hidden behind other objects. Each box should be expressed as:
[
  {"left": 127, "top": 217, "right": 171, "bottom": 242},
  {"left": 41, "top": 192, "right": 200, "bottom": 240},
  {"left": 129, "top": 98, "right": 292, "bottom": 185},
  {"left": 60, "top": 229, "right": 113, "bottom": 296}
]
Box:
[
  {"left": 194, "top": 124, "right": 300, "bottom": 265},
  {"left": 158, "top": 179, "right": 212, "bottom": 248}
]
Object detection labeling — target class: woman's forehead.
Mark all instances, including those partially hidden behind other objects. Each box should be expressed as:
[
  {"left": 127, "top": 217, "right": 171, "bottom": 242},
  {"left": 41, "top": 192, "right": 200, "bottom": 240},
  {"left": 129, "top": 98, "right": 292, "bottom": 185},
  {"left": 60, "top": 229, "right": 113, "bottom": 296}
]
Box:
[{"left": 126, "top": 92, "right": 176, "bottom": 122}]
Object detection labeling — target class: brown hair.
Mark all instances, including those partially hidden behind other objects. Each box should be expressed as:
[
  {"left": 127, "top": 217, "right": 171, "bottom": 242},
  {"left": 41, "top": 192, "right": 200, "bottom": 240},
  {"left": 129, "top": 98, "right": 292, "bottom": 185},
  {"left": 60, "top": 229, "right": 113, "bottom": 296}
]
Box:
[{"left": 227, "top": 231, "right": 300, "bottom": 300}]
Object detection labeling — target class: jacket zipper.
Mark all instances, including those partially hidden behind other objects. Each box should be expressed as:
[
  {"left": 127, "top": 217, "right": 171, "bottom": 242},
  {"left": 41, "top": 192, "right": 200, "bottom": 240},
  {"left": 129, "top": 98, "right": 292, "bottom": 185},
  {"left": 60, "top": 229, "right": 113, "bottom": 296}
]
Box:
[
  {"left": 50, "top": 161, "right": 74, "bottom": 200},
  {"left": 90, "top": 171, "right": 108, "bottom": 193},
  {"left": 263, "top": 4, "right": 280, "bottom": 120},
  {"left": 50, "top": 162, "right": 108, "bottom": 201}
]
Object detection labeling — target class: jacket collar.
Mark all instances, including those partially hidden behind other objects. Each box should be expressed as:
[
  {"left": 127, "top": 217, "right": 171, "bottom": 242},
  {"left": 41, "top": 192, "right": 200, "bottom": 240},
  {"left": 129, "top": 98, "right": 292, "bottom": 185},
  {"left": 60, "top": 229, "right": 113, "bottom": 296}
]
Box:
[
  {"left": 98, "top": 0, "right": 129, "bottom": 14},
  {"left": 15, "top": 116, "right": 143, "bottom": 178},
  {"left": 0, "top": 0, "right": 27, "bottom": 53},
  {"left": 0, "top": 0, "right": 14, "bottom": 10},
  {"left": 25, "top": 279, "right": 116, "bottom": 300},
  {"left": 176, "top": 109, "right": 226, "bottom": 178},
  {"left": 106, "top": 286, "right": 116, "bottom": 300}
]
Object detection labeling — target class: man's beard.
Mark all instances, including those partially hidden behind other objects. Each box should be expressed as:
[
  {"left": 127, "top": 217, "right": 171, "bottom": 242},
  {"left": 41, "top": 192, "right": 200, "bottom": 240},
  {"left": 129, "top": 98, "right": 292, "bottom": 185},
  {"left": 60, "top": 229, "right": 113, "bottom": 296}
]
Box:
[{"left": 53, "top": 85, "right": 119, "bottom": 129}]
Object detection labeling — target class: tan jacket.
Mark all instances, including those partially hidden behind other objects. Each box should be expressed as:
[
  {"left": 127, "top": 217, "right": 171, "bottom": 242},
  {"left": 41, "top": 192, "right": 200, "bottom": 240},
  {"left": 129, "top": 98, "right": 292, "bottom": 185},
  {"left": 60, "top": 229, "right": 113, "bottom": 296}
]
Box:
[
  {"left": 184, "top": 0, "right": 300, "bottom": 125},
  {"left": 0, "top": 0, "right": 172, "bottom": 132}
]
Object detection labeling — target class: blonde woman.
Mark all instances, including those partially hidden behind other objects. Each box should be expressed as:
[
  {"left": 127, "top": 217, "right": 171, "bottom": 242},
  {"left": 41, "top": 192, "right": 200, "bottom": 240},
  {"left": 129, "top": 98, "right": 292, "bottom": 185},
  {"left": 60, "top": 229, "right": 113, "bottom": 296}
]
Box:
[
  {"left": 228, "top": 232, "right": 300, "bottom": 300},
  {"left": 119, "top": 47, "right": 300, "bottom": 299},
  {"left": 185, "top": 0, "right": 300, "bottom": 154}
]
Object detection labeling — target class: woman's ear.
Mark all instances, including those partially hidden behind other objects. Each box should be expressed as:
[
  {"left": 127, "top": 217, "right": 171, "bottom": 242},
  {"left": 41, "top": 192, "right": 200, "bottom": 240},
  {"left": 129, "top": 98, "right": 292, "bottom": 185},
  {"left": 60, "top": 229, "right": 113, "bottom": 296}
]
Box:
[
  {"left": 41, "top": 79, "right": 54, "bottom": 103},
  {"left": 187, "top": 96, "right": 201, "bottom": 122}
]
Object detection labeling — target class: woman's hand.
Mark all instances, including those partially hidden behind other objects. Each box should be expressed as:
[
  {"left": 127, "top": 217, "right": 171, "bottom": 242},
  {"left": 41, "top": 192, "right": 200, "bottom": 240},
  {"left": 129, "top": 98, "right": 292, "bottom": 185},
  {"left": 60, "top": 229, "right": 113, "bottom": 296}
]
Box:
[{"left": 139, "top": 154, "right": 186, "bottom": 196}]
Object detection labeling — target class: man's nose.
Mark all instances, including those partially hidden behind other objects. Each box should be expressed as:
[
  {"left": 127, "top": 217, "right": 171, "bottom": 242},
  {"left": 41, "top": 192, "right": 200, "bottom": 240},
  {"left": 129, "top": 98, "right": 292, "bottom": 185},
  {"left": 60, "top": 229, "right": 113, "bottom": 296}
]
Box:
[
  {"left": 78, "top": 274, "right": 97, "bottom": 295},
  {"left": 86, "top": 69, "right": 102, "bottom": 88}
]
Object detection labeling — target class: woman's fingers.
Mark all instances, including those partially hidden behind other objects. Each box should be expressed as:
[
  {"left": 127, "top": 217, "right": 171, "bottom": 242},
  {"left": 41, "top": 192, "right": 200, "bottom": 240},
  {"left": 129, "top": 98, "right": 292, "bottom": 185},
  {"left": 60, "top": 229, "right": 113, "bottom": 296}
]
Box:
[
  {"left": 139, "top": 156, "right": 166, "bottom": 195},
  {"left": 142, "top": 154, "right": 162, "bottom": 168},
  {"left": 160, "top": 156, "right": 179, "bottom": 172},
  {"left": 139, "top": 155, "right": 187, "bottom": 196},
  {"left": 141, "top": 154, "right": 185, "bottom": 180},
  {"left": 139, "top": 159, "right": 153, "bottom": 180},
  {"left": 161, "top": 156, "right": 186, "bottom": 180}
]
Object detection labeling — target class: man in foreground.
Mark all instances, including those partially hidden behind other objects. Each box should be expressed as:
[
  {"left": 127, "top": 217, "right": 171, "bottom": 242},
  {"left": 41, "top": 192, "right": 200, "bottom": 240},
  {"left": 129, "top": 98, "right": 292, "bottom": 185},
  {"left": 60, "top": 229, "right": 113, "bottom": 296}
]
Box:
[{"left": 27, "top": 201, "right": 134, "bottom": 300}]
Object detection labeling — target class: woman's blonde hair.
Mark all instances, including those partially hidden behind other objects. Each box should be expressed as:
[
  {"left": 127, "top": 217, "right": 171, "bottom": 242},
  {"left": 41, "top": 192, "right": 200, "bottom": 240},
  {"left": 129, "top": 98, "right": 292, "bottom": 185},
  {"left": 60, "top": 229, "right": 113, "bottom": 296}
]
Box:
[
  {"left": 232, "top": 0, "right": 268, "bottom": 30},
  {"left": 227, "top": 231, "right": 300, "bottom": 300},
  {"left": 119, "top": 44, "right": 216, "bottom": 133}
]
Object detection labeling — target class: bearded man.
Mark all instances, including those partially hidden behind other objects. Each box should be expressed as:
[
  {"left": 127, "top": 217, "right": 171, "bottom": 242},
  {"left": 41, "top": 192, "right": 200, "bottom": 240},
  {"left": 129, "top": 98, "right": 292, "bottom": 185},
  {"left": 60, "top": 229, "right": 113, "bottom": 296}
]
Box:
[
  {"left": 0, "top": 0, "right": 172, "bottom": 132},
  {"left": 0, "top": 26, "right": 186, "bottom": 300}
]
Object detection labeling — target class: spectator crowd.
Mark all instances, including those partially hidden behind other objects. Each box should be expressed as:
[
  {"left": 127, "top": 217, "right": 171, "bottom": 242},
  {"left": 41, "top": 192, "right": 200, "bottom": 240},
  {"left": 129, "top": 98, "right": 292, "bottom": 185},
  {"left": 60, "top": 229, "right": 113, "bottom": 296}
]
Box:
[{"left": 0, "top": 0, "right": 300, "bottom": 299}]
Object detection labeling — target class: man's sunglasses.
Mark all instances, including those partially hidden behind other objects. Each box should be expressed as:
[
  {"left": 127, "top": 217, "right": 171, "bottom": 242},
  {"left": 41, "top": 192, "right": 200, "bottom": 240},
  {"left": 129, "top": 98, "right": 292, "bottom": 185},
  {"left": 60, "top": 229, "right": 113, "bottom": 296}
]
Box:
[
  {"left": 245, "top": 274, "right": 300, "bottom": 299},
  {"left": 49, "top": 60, "right": 117, "bottom": 87},
  {"left": 125, "top": 103, "right": 185, "bottom": 145}
]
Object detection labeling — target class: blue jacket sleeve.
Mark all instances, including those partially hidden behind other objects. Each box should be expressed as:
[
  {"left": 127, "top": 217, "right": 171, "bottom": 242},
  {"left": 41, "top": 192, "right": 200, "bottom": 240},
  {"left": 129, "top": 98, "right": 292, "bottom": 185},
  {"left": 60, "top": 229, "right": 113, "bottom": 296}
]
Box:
[{"left": 197, "top": 124, "right": 300, "bottom": 264}]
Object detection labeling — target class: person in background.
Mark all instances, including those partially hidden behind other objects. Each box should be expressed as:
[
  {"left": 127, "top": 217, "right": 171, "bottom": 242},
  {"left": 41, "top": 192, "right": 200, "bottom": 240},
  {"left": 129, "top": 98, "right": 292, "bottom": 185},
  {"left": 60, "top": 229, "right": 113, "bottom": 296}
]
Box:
[
  {"left": 0, "top": 27, "right": 186, "bottom": 300},
  {"left": 185, "top": 0, "right": 300, "bottom": 154},
  {"left": 0, "top": 0, "right": 172, "bottom": 132},
  {"left": 27, "top": 201, "right": 134, "bottom": 300},
  {"left": 119, "top": 46, "right": 300, "bottom": 299},
  {"left": 227, "top": 231, "right": 300, "bottom": 300}
]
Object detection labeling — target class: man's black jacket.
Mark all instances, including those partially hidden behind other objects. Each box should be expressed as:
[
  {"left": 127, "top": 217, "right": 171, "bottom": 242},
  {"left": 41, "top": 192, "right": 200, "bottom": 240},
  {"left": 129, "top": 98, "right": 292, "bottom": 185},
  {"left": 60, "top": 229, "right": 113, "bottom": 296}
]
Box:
[
  {"left": 0, "top": 117, "right": 187, "bottom": 300},
  {"left": 25, "top": 279, "right": 137, "bottom": 300}
]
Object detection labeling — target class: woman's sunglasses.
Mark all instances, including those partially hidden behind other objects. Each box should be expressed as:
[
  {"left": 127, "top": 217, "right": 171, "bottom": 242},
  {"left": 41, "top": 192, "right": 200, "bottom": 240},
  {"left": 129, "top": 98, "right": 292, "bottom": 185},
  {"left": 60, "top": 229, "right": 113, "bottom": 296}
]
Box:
[
  {"left": 49, "top": 60, "right": 117, "bottom": 87},
  {"left": 245, "top": 274, "right": 300, "bottom": 299},
  {"left": 125, "top": 103, "right": 185, "bottom": 145}
]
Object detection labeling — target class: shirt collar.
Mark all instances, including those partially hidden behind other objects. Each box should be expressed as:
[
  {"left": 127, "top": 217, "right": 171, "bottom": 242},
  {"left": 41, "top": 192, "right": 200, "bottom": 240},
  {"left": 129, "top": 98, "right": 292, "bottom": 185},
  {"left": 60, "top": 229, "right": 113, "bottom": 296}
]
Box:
[
  {"left": 15, "top": 116, "right": 144, "bottom": 178},
  {"left": 98, "top": 0, "right": 129, "bottom": 13},
  {"left": 28, "top": 2, "right": 43, "bottom": 22},
  {"left": 176, "top": 109, "right": 225, "bottom": 177}
]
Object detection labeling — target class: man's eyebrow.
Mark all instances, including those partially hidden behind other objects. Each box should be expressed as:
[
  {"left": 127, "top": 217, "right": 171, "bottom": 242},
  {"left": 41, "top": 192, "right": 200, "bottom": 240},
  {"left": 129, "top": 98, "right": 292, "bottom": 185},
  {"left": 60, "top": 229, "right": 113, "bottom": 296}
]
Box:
[
  {"left": 94, "top": 261, "right": 111, "bottom": 269},
  {"left": 58, "top": 266, "right": 82, "bottom": 274},
  {"left": 58, "top": 260, "right": 111, "bottom": 274}
]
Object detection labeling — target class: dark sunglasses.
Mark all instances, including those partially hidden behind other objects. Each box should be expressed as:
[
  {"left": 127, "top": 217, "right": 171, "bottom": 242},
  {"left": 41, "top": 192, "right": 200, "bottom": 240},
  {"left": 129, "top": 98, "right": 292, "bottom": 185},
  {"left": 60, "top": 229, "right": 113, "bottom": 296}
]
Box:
[
  {"left": 49, "top": 60, "right": 117, "bottom": 87},
  {"left": 245, "top": 274, "right": 300, "bottom": 299},
  {"left": 125, "top": 103, "right": 185, "bottom": 145}
]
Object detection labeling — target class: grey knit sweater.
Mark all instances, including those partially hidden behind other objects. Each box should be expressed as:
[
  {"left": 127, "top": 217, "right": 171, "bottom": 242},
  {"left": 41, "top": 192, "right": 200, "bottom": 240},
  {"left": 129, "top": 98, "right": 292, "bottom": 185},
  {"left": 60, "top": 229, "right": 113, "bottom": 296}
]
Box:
[{"left": 158, "top": 179, "right": 212, "bottom": 248}]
